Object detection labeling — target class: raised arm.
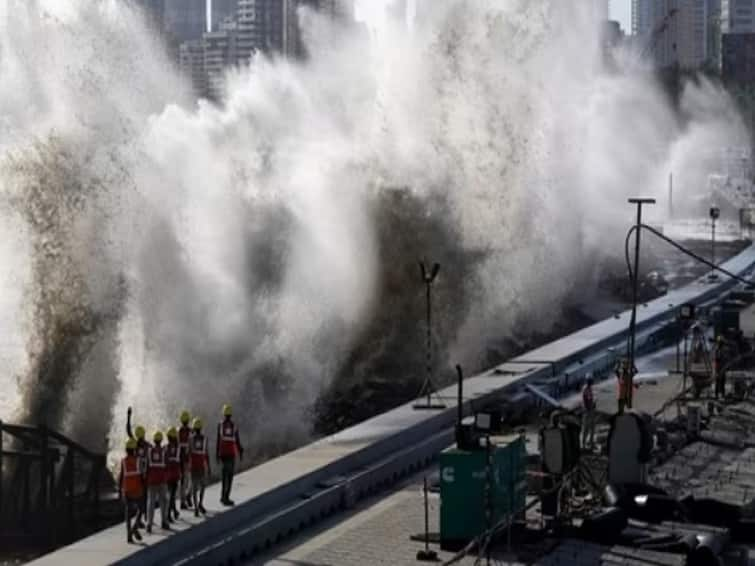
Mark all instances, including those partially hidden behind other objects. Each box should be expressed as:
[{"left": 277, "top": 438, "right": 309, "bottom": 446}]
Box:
[{"left": 126, "top": 406, "right": 134, "bottom": 439}]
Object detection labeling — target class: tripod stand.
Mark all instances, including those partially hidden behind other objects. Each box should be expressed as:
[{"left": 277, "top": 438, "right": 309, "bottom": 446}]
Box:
[{"left": 414, "top": 260, "right": 447, "bottom": 410}]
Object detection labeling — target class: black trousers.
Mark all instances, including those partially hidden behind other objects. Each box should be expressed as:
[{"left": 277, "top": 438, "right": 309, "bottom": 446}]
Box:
[
  {"left": 168, "top": 480, "right": 179, "bottom": 516},
  {"left": 618, "top": 398, "right": 627, "bottom": 414},
  {"left": 125, "top": 496, "right": 141, "bottom": 540},
  {"left": 221, "top": 457, "right": 235, "bottom": 501}
]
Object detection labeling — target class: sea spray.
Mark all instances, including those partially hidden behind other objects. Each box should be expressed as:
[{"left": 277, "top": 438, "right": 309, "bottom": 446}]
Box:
[{"left": 0, "top": 0, "right": 747, "bottom": 466}]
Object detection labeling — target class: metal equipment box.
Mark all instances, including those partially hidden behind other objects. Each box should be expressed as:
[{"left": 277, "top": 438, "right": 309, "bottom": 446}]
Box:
[{"left": 439, "top": 434, "right": 527, "bottom": 548}]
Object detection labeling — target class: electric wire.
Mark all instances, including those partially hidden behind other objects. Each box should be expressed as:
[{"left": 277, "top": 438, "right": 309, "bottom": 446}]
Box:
[
  {"left": 624, "top": 223, "right": 755, "bottom": 357},
  {"left": 445, "top": 228, "right": 754, "bottom": 566}
]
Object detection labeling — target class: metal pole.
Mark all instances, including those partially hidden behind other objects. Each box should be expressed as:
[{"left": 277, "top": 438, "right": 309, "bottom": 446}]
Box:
[
  {"left": 683, "top": 328, "right": 689, "bottom": 393},
  {"left": 0, "top": 420, "right": 3, "bottom": 525},
  {"left": 423, "top": 476, "right": 430, "bottom": 553},
  {"left": 426, "top": 279, "right": 432, "bottom": 407},
  {"left": 627, "top": 198, "right": 655, "bottom": 408},
  {"left": 669, "top": 172, "right": 673, "bottom": 218},
  {"left": 676, "top": 312, "right": 681, "bottom": 373},
  {"left": 40, "top": 424, "right": 48, "bottom": 514},
  {"left": 68, "top": 451, "right": 75, "bottom": 541}
]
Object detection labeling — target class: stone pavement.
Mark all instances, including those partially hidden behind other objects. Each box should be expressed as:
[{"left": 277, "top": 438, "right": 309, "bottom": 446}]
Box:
[{"left": 256, "top": 478, "right": 526, "bottom": 566}]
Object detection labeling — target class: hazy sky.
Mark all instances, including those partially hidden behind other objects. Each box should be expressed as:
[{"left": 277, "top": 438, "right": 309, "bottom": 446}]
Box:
[
  {"left": 610, "top": 0, "right": 632, "bottom": 34},
  {"left": 355, "top": 1, "right": 634, "bottom": 36}
]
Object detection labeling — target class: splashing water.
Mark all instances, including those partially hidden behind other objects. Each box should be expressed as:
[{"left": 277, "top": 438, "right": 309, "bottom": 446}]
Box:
[{"left": 0, "top": 0, "right": 748, "bottom": 462}]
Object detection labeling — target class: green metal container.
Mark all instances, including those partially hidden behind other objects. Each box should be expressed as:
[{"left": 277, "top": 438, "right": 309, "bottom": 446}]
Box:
[{"left": 440, "top": 434, "right": 527, "bottom": 548}]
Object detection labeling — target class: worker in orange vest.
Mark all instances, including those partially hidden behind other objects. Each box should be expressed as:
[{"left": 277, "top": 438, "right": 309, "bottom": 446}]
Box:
[
  {"left": 217, "top": 404, "right": 244, "bottom": 506},
  {"left": 165, "top": 427, "right": 181, "bottom": 522},
  {"left": 146, "top": 430, "right": 169, "bottom": 532},
  {"left": 126, "top": 407, "right": 149, "bottom": 529},
  {"left": 119, "top": 438, "right": 144, "bottom": 543},
  {"left": 616, "top": 358, "right": 637, "bottom": 414},
  {"left": 190, "top": 418, "right": 210, "bottom": 517},
  {"left": 178, "top": 410, "right": 193, "bottom": 509}
]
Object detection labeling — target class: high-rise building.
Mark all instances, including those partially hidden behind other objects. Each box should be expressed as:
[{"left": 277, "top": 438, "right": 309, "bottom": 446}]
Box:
[
  {"left": 632, "top": 0, "right": 655, "bottom": 36},
  {"left": 211, "top": 0, "right": 239, "bottom": 30},
  {"left": 722, "top": 0, "right": 755, "bottom": 32},
  {"left": 164, "top": 0, "right": 207, "bottom": 41},
  {"left": 722, "top": 31, "right": 755, "bottom": 81},
  {"left": 234, "top": 0, "right": 351, "bottom": 63},
  {"left": 179, "top": 39, "right": 205, "bottom": 94},
  {"left": 633, "top": 0, "right": 719, "bottom": 69},
  {"left": 203, "top": 17, "right": 238, "bottom": 100},
  {"left": 236, "top": 0, "right": 262, "bottom": 64}
]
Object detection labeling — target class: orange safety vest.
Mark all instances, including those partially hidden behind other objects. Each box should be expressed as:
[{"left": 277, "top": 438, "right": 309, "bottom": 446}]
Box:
[
  {"left": 122, "top": 455, "right": 143, "bottom": 499},
  {"left": 147, "top": 445, "right": 166, "bottom": 485},
  {"left": 166, "top": 443, "right": 181, "bottom": 483},
  {"left": 218, "top": 420, "right": 237, "bottom": 458},
  {"left": 178, "top": 426, "right": 191, "bottom": 459},
  {"left": 617, "top": 373, "right": 631, "bottom": 400},
  {"left": 190, "top": 435, "right": 208, "bottom": 472}
]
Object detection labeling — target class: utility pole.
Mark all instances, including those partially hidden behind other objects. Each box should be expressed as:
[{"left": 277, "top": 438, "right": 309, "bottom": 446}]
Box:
[
  {"left": 414, "top": 261, "right": 446, "bottom": 410},
  {"left": 627, "top": 198, "right": 656, "bottom": 408}
]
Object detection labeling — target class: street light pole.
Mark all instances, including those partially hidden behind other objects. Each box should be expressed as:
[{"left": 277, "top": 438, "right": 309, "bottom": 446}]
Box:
[{"left": 627, "top": 197, "right": 656, "bottom": 409}]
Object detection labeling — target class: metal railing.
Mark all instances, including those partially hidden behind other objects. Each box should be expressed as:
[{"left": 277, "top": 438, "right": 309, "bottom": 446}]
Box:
[{"left": 0, "top": 421, "right": 113, "bottom": 551}]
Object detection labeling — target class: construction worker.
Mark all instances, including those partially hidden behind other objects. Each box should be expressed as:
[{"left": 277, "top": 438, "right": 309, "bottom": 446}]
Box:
[
  {"left": 190, "top": 418, "right": 210, "bottom": 517},
  {"left": 178, "top": 410, "right": 193, "bottom": 509},
  {"left": 119, "top": 438, "right": 144, "bottom": 543},
  {"left": 126, "top": 407, "right": 149, "bottom": 529},
  {"left": 581, "top": 376, "right": 596, "bottom": 449},
  {"left": 165, "top": 427, "right": 181, "bottom": 522},
  {"left": 146, "top": 430, "right": 169, "bottom": 532},
  {"left": 714, "top": 335, "right": 728, "bottom": 399},
  {"left": 217, "top": 404, "right": 244, "bottom": 506}
]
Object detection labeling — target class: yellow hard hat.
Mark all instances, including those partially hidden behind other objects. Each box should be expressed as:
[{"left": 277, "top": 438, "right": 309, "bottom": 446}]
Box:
[
  {"left": 153, "top": 430, "right": 163, "bottom": 443},
  {"left": 180, "top": 410, "right": 191, "bottom": 425},
  {"left": 192, "top": 417, "right": 203, "bottom": 430},
  {"left": 222, "top": 404, "right": 232, "bottom": 417},
  {"left": 134, "top": 425, "right": 146, "bottom": 440},
  {"left": 126, "top": 438, "right": 137, "bottom": 451},
  {"left": 167, "top": 426, "right": 178, "bottom": 439}
]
